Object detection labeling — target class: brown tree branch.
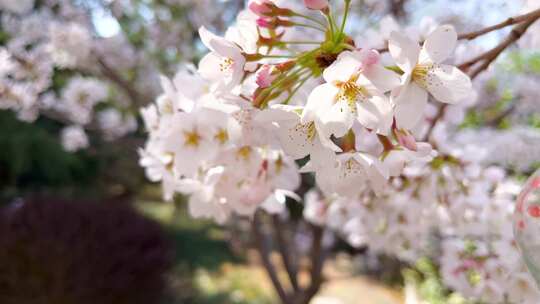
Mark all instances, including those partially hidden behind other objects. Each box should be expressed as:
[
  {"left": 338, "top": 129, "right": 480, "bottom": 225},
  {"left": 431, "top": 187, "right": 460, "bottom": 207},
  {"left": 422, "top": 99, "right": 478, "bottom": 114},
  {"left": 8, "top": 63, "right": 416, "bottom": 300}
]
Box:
[
  {"left": 458, "top": 8, "right": 540, "bottom": 40},
  {"left": 272, "top": 215, "right": 300, "bottom": 292},
  {"left": 376, "top": 8, "right": 540, "bottom": 53},
  {"left": 460, "top": 17, "right": 540, "bottom": 78},
  {"left": 96, "top": 57, "right": 149, "bottom": 108},
  {"left": 252, "top": 212, "right": 291, "bottom": 304},
  {"left": 299, "top": 224, "right": 325, "bottom": 304},
  {"left": 423, "top": 104, "right": 447, "bottom": 143},
  {"left": 389, "top": 0, "right": 408, "bottom": 21},
  {"left": 423, "top": 14, "right": 540, "bottom": 143}
]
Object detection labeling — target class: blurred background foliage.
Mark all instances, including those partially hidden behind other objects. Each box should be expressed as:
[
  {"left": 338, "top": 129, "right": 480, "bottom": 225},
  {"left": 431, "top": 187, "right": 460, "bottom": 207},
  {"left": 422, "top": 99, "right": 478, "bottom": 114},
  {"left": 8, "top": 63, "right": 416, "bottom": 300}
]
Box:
[
  {"left": 1, "top": 1, "right": 539, "bottom": 304},
  {"left": 2, "top": 0, "right": 538, "bottom": 201},
  {"left": 0, "top": 110, "right": 145, "bottom": 202}
]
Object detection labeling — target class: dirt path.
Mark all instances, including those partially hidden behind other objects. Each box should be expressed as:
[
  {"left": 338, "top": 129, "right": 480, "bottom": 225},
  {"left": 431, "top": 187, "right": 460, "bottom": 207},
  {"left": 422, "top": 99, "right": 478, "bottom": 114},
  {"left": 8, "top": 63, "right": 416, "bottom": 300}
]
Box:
[
  {"left": 246, "top": 250, "right": 405, "bottom": 304},
  {"left": 314, "top": 276, "right": 404, "bottom": 304}
]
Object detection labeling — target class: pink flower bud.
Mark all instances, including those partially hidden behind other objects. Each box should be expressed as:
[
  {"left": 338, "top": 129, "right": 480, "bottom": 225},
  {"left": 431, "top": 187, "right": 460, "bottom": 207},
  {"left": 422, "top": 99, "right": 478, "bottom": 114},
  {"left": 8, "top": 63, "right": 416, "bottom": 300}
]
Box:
[
  {"left": 396, "top": 129, "right": 418, "bottom": 151},
  {"left": 304, "top": 0, "right": 329, "bottom": 10},
  {"left": 256, "top": 18, "right": 273, "bottom": 28},
  {"left": 532, "top": 177, "right": 540, "bottom": 189},
  {"left": 256, "top": 65, "right": 276, "bottom": 88},
  {"left": 461, "top": 259, "right": 479, "bottom": 270},
  {"left": 249, "top": 0, "right": 272, "bottom": 17},
  {"left": 528, "top": 205, "right": 540, "bottom": 218}
]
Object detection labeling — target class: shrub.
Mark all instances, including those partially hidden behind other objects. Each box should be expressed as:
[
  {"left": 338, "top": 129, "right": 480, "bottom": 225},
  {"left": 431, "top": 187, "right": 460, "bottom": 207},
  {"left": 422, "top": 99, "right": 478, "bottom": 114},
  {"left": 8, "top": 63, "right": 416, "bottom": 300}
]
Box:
[{"left": 0, "top": 199, "right": 173, "bottom": 304}]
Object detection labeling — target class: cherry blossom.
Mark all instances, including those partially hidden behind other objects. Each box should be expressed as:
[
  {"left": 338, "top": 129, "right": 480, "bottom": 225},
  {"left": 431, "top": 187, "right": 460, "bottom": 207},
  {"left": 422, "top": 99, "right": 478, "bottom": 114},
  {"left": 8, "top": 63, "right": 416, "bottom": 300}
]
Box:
[
  {"left": 5, "top": 1, "right": 540, "bottom": 303},
  {"left": 303, "top": 50, "right": 398, "bottom": 137},
  {"left": 198, "top": 27, "right": 247, "bottom": 94},
  {"left": 304, "top": 0, "right": 329, "bottom": 10},
  {"left": 389, "top": 25, "right": 472, "bottom": 129}
]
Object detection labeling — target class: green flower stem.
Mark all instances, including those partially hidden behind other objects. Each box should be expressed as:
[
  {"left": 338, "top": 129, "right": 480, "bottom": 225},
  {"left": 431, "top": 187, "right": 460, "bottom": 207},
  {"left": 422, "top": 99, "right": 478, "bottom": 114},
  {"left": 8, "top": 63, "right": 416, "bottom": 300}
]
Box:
[
  {"left": 258, "top": 68, "right": 311, "bottom": 109},
  {"left": 292, "top": 22, "right": 326, "bottom": 32},
  {"left": 283, "top": 73, "right": 313, "bottom": 105},
  {"left": 261, "top": 54, "right": 297, "bottom": 59},
  {"left": 340, "top": 0, "right": 351, "bottom": 35},
  {"left": 281, "top": 41, "right": 322, "bottom": 45},
  {"left": 292, "top": 13, "right": 327, "bottom": 28},
  {"left": 340, "top": 43, "right": 356, "bottom": 51},
  {"left": 324, "top": 11, "right": 335, "bottom": 41}
]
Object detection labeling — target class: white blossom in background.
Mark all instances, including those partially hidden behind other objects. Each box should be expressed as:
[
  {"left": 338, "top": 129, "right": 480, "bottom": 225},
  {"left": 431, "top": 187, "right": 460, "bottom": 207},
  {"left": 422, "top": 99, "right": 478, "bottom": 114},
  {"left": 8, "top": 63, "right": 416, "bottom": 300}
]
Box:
[
  {"left": 58, "top": 76, "right": 108, "bottom": 125},
  {"left": 60, "top": 125, "right": 89, "bottom": 152},
  {"left": 0, "top": 0, "right": 168, "bottom": 152},
  {"left": 520, "top": 0, "right": 540, "bottom": 48},
  {"left": 1, "top": 0, "right": 540, "bottom": 302},
  {"left": 0, "top": 0, "right": 35, "bottom": 14},
  {"left": 137, "top": 2, "right": 540, "bottom": 302},
  {"left": 48, "top": 21, "right": 92, "bottom": 68},
  {"left": 97, "top": 108, "right": 138, "bottom": 141},
  {"left": 449, "top": 127, "right": 540, "bottom": 172}
]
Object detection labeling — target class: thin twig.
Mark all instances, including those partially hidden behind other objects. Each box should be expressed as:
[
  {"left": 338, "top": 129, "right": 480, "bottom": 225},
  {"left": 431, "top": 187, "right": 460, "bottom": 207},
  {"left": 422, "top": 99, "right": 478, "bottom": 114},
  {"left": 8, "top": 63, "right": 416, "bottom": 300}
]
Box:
[
  {"left": 376, "top": 8, "right": 540, "bottom": 54},
  {"left": 485, "top": 104, "right": 516, "bottom": 127},
  {"left": 97, "top": 57, "right": 148, "bottom": 108},
  {"left": 458, "top": 8, "right": 540, "bottom": 40},
  {"left": 272, "top": 215, "right": 300, "bottom": 292},
  {"left": 423, "top": 14, "right": 540, "bottom": 142},
  {"left": 389, "top": 0, "right": 407, "bottom": 21},
  {"left": 423, "top": 104, "right": 447, "bottom": 142},
  {"left": 461, "top": 17, "right": 540, "bottom": 78},
  {"left": 300, "top": 224, "right": 325, "bottom": 304},
  {"left": 252, "top": 212, "right": 290, "bottom": 304}
]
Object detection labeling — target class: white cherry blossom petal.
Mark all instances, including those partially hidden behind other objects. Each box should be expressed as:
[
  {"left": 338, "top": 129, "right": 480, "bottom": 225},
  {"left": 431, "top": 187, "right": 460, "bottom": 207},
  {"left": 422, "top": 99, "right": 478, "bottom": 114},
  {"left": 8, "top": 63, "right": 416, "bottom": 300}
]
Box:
[
  {"left": 314, "top": 122, "right": 343, "bottom": 152},
  {"left": 389, "top": 31, "right": 421, "bottom": 73},
  {"left": 323, "top": 51, "right": 362, "bottom": 83},
  {"left": 302, "top": 83, "right": 339, "bottom": 124},
  {"left": 255, "top": 105, "right": 301, "bottom": 123},
  {"left": 420, "top": 25, "right": 457, "bottom": 64},
  {"left": 198, "top": 26, "right": 218, "bottom": 52},
  {"left": 423, "top": 64, "right": 472, "bottom": 104},
  {"left": 277, "top": 120, "right": 318, "bottom": 159},
  {"left": 356, "top": 95, "right": 394, "bottom": 135},
  {"left": 392, "top": 82, "right": 428, "bottom": 130},
  {"left": 210, "top": 38, "right": 243, "bottom": 60},
  {"left": 321, "top": 99, "right": 356, "bottom": 138},
  {"left": 198, "top": 52, "right": 226, "bottom": 81},
  {"left": 362, "top": 64, "right": 401, "bottom": 92}
]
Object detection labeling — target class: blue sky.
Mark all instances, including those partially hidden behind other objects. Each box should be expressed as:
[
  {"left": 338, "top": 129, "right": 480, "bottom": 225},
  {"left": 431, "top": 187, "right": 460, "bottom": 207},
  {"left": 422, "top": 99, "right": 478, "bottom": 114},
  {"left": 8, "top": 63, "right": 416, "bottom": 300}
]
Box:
[{"left": 93, "top": 0, "right": 524, "bottom": 43}]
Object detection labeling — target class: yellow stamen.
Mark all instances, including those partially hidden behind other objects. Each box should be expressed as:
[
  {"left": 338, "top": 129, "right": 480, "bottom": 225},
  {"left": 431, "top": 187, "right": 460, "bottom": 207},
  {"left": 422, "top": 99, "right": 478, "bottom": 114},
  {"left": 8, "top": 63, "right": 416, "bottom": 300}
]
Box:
[
  {"left": 334, "top": 75, "right": 370, "bottom": 113},
  {"left": 165, "top": 153, "right": 175, "bottom": 171},
  {"left": 219, "top": 57, "right": 234, "bottom": 73},
  {"left": 412, "top": 63, "right": 433, "bottom": 88},
  {"left": 214, "top": 128, "right": 229, "bottom": 145},
  {"left": 306, "top": 122, "right": 316, "bottom": 142},
  {"left": 77, "top": 92, "right": 90, "bottom": 105},
  {"left": 184, "top": 130, "right": 202, "bottom": 147},
  {"left": 275, "top": 155, "right": 284, "bottom": 174},
  {"left": 237, "top": 146, "right": 251, "bottom": 160},
  {"left": 162, "top": 99, "right": 174, "bottom": 114}
]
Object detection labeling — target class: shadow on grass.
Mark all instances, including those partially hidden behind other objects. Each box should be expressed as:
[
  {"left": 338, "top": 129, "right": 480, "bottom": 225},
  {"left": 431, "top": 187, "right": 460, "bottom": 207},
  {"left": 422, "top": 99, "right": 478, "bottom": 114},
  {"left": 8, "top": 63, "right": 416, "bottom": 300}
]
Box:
[
  {"left": 137, "top": 199, "right": 242, "bottom": 271},
  {"left": 137, "top": 200, "right": 273, "bottom": 304},
  {"left": 165, "top": 219, "right": 242, "bottom": 271}
]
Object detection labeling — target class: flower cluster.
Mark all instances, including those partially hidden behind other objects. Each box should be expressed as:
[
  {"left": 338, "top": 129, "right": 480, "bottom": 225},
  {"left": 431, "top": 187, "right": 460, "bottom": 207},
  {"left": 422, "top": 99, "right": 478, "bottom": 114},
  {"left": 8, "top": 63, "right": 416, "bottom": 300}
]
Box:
[
  {"left": 138, "top": 1, "right": 540, "bottom": 302},
  {"left": 304, "top": 154, "right": 540, "bottom": 303},
  {"left": 140, "top": 0, "right": 472, "bottom": 222},
  {"left": 139, "top": 65, "right": 301, "bottom": 222},
  {"left": 0, "top": 2, "right": 145, "bottom": 151}
]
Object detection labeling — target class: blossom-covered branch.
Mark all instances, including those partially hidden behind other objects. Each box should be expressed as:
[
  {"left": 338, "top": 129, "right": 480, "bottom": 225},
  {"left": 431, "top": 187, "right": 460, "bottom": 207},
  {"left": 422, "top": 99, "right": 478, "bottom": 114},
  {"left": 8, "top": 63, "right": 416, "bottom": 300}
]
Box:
[
  {"left": 377, "top": 8, "right": 540, "bottom": 53},
  {"left": 424, "top": 10, "right": 540, "bottom": 142}
]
